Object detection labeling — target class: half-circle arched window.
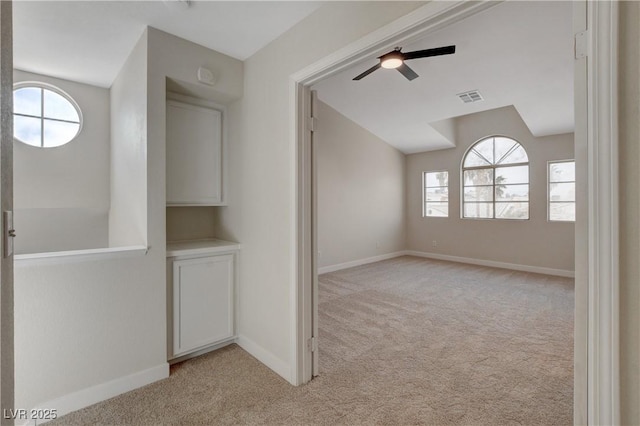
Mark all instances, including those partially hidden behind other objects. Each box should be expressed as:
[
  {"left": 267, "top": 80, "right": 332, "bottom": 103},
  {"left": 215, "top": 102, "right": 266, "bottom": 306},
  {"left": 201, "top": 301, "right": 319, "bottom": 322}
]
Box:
[{"left": 462, "top": 136, "right": 529, "bottom": 220}]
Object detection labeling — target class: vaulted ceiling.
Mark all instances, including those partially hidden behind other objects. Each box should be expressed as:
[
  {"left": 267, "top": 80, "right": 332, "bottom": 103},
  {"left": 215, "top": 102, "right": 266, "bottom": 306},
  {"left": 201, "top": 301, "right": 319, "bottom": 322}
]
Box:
[
  {"left": 312, "top": 1, "right": 574, "bottom": 154},
  {"left": 13, "top": 1, "right": 321, "bottom": 88},
  {"left": 13, "top": 1, "right": 574, "bottom": 155}
]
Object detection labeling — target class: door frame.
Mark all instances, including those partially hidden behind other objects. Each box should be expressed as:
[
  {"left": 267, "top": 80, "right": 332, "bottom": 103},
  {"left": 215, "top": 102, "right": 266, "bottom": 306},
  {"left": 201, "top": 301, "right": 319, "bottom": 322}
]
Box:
[
  {"left": 0, "top": 0, "right": 14, "bottom": 422},
  {"left": 291, "top": 1, "right": 619, "bottom": 425}
]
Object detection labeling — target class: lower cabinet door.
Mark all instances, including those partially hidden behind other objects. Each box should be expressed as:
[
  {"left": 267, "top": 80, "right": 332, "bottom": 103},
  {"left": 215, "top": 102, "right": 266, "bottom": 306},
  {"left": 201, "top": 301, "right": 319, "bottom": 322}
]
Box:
[{"left": 172, "top": 254, "right": 234, "bottom": 357}]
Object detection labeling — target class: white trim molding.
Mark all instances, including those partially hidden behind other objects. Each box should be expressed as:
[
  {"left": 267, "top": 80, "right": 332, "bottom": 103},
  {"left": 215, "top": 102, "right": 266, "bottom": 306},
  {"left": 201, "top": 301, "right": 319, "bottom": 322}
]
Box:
[
  {"left": 318, "top": 252, "right": 407, "bottom": 275},
  {"left": 29, "top": 363, "right": 169, "bottom": 424},
  {"left": 14, "top": 245, "right": 148, "bottom": 267},
  {"left": 319, "top": 250, "right": 574, "bottom": 278},
  {"left": 586, "top": 1, "right": 620, "bottom": 424},
  {"left": 236, "top": 335, "right": 291, "bottom": 382},
  {"left": 406, "top": 250, "right": 575, "bottom": 278}
]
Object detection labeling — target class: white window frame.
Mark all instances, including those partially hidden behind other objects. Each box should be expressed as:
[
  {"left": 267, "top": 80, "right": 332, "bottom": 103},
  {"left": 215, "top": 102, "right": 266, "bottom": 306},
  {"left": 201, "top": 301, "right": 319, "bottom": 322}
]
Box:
[
  {"left": 13, "top": 81, "right": 83, "bottom": 148},
  {"left": 461, "top": 135, "right": 530, "bottom": 220},
  {"left": 422, "top": 170, "right": 449, "bottom": 218},
  {"left": 548, "top": 159, "right": 575, "bottom": 222}
]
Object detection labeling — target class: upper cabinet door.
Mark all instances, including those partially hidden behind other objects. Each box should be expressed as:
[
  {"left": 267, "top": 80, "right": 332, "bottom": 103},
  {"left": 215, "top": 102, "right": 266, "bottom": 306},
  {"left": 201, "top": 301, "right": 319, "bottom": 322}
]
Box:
[{"left": 166, "top": 100, "right": 223, "bottom": 205}]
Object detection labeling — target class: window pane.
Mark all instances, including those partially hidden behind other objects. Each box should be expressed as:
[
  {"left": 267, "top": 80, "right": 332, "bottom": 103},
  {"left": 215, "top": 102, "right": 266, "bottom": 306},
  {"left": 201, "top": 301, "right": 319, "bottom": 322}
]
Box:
[
  {"left": 472, "top": 138, "right": 494, "bottom": 164},
  {"left": 43, "top": 119, "right": 79, "bottom": 147},
  {"left": 425, "top": 171, "right": 448, "bottom": 187},
  {"left": 550, "top": 202, "right": 576, "bottom": 221},
  {"left": 464, "top": 168, "right": 493, "bottom": 186},
  {"left": 550, "top": 161, "right": 575, "bottom": 182},
  {"left": 495, "top": 165, "right": 528, "bottom": 185},
  {"left": 44, "top": 89, "right": 79, "bottom": 122},
  {"left": 463, "top": 150, "right": 491, "bottom": 167},
  {"left": 495, "top": 202, "right": 529, "bottom": 219},
  {"left": 498, "top": 144, "right": 528, "bottom": 164},
  {"left": 14, "top": 87, "right": 41, "bottom": 116},
  {"left": 425, "top": 202, "right": 448, "bottom": 217},
  {"left": 425, "top": 188, "right": 448, "bottom": 202},
  {"left": 496, "top": 184, "right": 529, "bottom": 202},
  {"left": 464, "top": 203, "right": 493, "bottom": 218},
  {"left": 550, "top": 182, "right": 575, "bottom": 202},
  {"left": 14, "top": 115, "right": 41, "bottom": 147},
  {"left": 464, "top": 186, "right": 493, "bottom": 202},
  {"left": 494, "top": 137, "right": 517, "bottom": 164}
]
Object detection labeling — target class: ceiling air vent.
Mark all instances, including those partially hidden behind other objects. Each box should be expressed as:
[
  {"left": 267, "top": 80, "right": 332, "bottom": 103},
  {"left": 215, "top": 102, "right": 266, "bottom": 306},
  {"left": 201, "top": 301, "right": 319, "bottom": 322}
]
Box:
[{"left": 457, "top": 90, "right": 483, "bottom": 104}]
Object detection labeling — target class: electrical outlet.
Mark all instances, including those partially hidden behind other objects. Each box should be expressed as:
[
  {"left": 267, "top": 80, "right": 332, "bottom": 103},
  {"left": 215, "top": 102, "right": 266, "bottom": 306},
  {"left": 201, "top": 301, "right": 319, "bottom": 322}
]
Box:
[
  {"left": 318, "top": 250, "right": 322, "bottom": 258},
  {"left": 376, "top": 242, "right": 380, "bottom": 249},
  {"left": 432, "top": 240, "right": 438, "bottom": 248}
]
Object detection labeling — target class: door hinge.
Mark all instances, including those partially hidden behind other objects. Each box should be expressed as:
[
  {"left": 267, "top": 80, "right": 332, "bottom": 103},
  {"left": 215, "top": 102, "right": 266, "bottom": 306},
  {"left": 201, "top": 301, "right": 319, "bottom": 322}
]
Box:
[
  {"left": 306, "top": 116, "right": 318, "bottom": 132},
  {"left": 307, "top": 336, "right": 318, "bottom": 352},
  {"left": 575, "top": 30, "right": 589, "bottom": 59}
]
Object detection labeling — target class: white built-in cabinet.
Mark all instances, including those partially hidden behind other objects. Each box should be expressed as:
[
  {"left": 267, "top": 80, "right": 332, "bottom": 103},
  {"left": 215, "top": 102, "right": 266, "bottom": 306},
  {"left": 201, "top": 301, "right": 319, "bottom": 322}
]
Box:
[
  {"left": 167, "top": 240, "right": 239, "bottom": 361},
  {"left": 166, "top": 96, "right": 226, "bottom": 206}
]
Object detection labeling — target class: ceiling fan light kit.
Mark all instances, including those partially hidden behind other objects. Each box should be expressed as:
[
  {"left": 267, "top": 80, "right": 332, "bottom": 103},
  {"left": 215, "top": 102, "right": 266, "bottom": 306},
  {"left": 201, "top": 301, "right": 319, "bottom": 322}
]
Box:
[
  {"left": 353, "top": 45, "right": 456, "bottom": 81},
  {"left": 380, "top": 51, "right": 403, "bottom": 69}
]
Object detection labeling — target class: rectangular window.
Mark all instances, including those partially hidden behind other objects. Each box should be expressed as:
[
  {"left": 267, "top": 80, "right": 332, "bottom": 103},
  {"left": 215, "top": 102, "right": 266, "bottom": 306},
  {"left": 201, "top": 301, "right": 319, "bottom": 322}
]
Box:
[
  {"left": 548, "top": 160, "right": 575, "bottom": 222},
  {"left": 423, "top": 171, "right": 449, "bottom": 217}
]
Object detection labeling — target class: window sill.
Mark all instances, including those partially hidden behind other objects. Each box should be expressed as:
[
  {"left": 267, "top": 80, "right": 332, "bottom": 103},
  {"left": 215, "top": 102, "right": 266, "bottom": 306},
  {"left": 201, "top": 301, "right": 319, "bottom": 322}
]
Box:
[{"left": 14, "top": 245, "right": 148, "bottom": 267}]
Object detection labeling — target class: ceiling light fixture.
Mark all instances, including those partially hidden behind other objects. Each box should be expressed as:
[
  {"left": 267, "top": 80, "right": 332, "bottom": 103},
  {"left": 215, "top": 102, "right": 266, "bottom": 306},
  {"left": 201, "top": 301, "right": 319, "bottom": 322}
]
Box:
[
  {"left": 353, "top": 45, "right": 455, "bottom": 81},
  {"left": 380, "top": 51, "right": 403, "bottom": 69}
]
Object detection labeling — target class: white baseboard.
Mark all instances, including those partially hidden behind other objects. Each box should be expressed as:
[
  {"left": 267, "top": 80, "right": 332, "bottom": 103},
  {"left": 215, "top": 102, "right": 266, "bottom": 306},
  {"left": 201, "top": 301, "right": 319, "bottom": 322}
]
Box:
[
  {"left": 318, "top": 251, "right": 406, "bottom": 274},
  {"left": 236, "top": 335, "right": 291, "bottom": 383},
  {"left": 405, "top": 250, "right": 575, "bottom": 278},
  {"left": 27, "top": 363, "right": 169, "bottom": 424}
]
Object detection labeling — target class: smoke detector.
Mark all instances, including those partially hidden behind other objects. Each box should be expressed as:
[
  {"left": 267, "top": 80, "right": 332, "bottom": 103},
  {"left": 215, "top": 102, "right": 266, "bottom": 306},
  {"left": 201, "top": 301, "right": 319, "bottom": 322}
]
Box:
[{"left": 457, "top": 90, "right": 484, "bottom": 104}]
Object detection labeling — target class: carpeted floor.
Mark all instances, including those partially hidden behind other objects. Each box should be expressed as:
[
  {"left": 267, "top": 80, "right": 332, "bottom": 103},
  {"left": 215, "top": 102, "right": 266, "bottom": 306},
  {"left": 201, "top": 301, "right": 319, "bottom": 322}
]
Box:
[{"left": 52, "top": 256, "right": 574, "bottom": 425}]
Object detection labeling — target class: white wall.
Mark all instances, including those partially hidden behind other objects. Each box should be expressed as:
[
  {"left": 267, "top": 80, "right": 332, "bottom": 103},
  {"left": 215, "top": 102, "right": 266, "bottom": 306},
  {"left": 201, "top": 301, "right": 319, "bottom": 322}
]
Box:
[
  {"left": 214, "top": 1, "right": 426, "bottom": 381},
  {"left": 406, "top": 106, "right": 574, "bottom": 273},
  {"left": 109, "top": 32, "right": 148, "bottom": 248},
  {"left": 14, "top": 27, "right": 244, "bottom": 413},
  {"left": 15, "top": 209, "right": 108, "bottom": 254},
  {"left": 14, "top": 70, "right": 110, "bottom": 253},
  {"left": 15, "top": 30, "right": 167, "bottom": 412},
  {"left": 315, "top": 99, "right": 405, "bottom": 269}
]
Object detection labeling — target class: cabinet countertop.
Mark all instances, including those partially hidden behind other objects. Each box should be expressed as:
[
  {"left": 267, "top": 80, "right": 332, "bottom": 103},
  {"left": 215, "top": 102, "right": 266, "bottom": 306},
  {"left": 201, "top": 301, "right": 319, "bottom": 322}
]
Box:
[{"left": 166, "top": 239, "right": 240, "bottom": 258}]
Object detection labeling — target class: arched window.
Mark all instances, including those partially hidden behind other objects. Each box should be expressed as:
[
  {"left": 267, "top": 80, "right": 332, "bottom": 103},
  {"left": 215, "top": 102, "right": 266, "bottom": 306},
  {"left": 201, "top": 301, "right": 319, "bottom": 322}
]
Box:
[
  {"left": 13, "top": 82, "right": 82, "bottom": 148},
  {"left": 462, "top": 136, "right": 529, "bottom": 220}
]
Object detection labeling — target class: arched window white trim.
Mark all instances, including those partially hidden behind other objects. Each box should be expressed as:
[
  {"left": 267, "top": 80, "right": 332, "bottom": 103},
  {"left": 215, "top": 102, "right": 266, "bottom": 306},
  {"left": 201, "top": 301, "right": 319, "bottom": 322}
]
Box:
[
  {"left": 461, "top": 135, "right": 529, "bottom": 220},
  {"left": 13, "top": 81, "right": 83, "bottom": 148}
]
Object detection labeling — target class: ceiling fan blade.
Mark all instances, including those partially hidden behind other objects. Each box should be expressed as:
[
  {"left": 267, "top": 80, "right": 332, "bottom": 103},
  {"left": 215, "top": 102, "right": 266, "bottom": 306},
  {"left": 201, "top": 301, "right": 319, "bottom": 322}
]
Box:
[
  {"left": 353, "top": 63, "right": 381, "bottom": 80},
  {"left": 403, "top": 45, "right": 456, "bottom": 60},
  {"left": 397, "top": 63, "right": 419, "bottom": 81}
]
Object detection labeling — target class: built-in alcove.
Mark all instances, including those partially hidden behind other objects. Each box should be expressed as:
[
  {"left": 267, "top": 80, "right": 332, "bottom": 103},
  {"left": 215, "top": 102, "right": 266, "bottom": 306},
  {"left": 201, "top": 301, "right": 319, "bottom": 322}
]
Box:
[
  {"left": 165, "top": 77, "right": 230, "bottom": 244},
  {"left": 164, "top": 76, "right": 239, "bottom": 363},
  {"left": 166, "top": 207, "right": 217, "bottom": 242}
]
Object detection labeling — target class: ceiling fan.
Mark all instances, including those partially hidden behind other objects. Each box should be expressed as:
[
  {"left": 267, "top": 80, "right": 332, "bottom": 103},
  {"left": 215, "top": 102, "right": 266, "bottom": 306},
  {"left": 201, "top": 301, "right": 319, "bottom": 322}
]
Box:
[{"left": 353, "top": 45, "right": 456, "bottom": 81}]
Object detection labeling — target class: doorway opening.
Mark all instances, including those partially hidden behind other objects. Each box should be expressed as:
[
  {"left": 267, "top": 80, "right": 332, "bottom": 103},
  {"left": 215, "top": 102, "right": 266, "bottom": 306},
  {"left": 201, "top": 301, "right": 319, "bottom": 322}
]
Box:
[{"left": 292, "top": 1, "right": 620, "bottom": 424}]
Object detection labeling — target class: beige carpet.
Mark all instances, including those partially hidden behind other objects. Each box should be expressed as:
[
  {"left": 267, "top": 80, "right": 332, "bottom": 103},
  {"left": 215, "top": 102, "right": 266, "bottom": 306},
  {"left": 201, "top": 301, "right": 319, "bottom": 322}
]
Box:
[{"left": 52, "top": 256, "right": 573, "bottom": 425}]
